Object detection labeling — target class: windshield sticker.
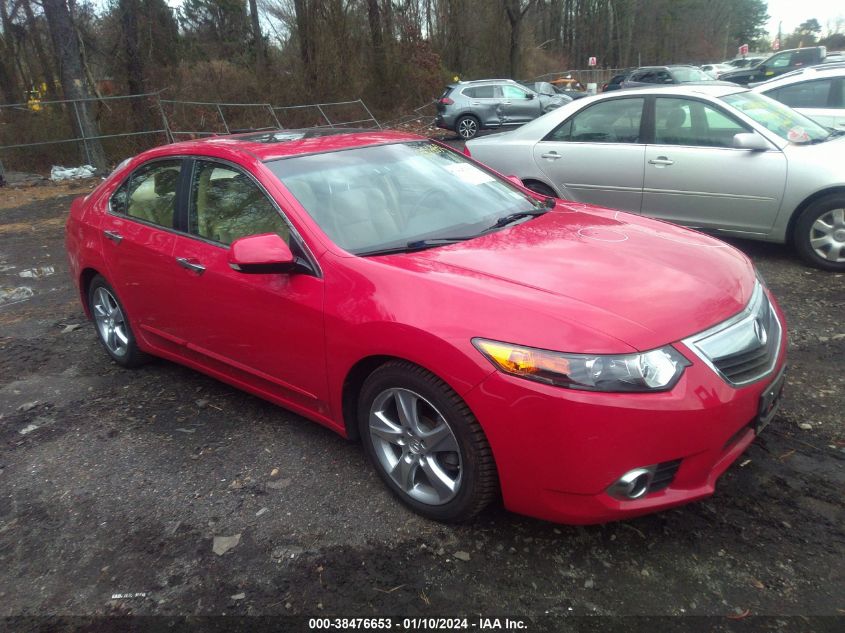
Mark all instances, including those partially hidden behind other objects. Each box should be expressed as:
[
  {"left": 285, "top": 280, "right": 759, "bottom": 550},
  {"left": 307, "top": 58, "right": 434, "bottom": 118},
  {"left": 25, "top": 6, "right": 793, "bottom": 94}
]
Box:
[
  {"left": 444, "top": 162, "right": 495, "bottom": 185},
  {"left": 787, "top": 127, "right": 810, "bottom": 143}
]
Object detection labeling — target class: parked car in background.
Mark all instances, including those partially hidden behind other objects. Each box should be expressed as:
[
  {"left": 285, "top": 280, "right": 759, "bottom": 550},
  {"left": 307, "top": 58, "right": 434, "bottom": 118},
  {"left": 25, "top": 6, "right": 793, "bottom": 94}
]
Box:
[
  {"left": 519, "top": 81, "right": 574, "bottom": 103},
  {"left": 720, "top": 46, "right": 830, "bottom": 85},
  {"left": 700, "top": 63, "right": 734, "bottom": 78},
  {"left": 621, "top": 65, "right": 731, "bottom": 88},
  {"left": 435, "top": 79, "right": 569, "bottom": 140},
  {"left": 602, "top": 70, "right": 633, "bottom": 92},
  {"left": 751, "top": 65, "right": 845, "bottom": 130},
  {"left": 65, "top": 128, "right": 788, "bottom": 525},
  {"left": 549, "top": 76, "right": 585, "bottom": 91},
  {"left": 465, "top": 85, "right": 845, "bottom": 271},
  {"left": 725, "top": 56, "right": 766, "bottom": 69}
]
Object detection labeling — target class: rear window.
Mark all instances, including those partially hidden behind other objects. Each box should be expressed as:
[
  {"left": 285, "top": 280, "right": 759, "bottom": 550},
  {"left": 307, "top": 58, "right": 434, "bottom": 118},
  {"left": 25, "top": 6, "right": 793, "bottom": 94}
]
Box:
[{"left": 439, "top": 87, "right": 453, "bottom": 99}]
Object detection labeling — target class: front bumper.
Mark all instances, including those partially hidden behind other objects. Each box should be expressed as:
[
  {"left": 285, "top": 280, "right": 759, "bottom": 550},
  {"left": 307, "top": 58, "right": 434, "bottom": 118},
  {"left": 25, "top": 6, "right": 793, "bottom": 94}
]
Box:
[{"left": 464, "top": 318, "right": 787, "bottom": 525}]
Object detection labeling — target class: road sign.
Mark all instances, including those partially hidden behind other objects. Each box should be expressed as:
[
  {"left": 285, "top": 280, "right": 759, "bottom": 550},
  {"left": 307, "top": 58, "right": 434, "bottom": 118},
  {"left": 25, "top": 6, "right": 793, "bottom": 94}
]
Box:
[
  {"left": 739, "top": 43, "right": 749, "bottom": 56},
  {"left": 588, "top": 56, "right": 597, "bottom": 67}
]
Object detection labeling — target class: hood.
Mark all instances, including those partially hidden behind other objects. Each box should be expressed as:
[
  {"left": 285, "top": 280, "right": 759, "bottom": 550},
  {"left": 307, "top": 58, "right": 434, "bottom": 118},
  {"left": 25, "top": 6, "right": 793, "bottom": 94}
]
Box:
[{"left": 378, "top": 205, "right": 755, "bottom": 352}]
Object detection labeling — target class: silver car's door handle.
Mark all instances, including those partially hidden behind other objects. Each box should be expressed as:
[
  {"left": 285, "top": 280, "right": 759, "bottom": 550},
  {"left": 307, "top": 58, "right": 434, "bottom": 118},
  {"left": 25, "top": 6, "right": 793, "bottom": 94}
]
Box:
[
  {"left": 471, "top": 101, "right": 481, "bottom": 105},
  {"left": 541, "top": 152, "right": 562, "bottom": 160},
  {"left": 103, "top": 230, "right": 123, "bottom": 244},
  {"left": 649, "top": 157, "right": 674, "bottom": 166},
  {"left": 176, "top": 257, "right": 205, "bottom": 274}
]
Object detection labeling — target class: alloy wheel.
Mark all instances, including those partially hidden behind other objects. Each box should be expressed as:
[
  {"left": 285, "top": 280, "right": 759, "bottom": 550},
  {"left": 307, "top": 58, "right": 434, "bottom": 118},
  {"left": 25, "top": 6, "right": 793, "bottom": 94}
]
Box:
[
  {"left": 809, "top": 208, "right": 845, "bottom": 263},
  {"left": 92, "top": 286, "right": 129, "bottom": 357},
  {"left": 368, "top": 387, "right": 462, "bottom": 505},
  {"left": 458, "top": 118, "right": 478, "bottom": 140}
]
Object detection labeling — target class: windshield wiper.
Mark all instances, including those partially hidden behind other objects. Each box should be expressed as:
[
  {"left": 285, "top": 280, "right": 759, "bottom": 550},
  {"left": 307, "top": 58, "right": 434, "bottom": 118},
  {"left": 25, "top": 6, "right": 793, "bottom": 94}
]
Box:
[
  {"left": 485, "top": 208, "right": 550, "bottom": 231},
  {"left": 356, "top": 236, "right": 473, "bottom": 257}
]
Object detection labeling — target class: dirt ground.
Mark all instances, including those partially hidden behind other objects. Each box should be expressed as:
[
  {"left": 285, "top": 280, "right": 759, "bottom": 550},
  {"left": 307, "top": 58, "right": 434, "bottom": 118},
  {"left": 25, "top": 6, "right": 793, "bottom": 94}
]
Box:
[{"left": 0, "top": 181, "right": 843, "bottom": 629}]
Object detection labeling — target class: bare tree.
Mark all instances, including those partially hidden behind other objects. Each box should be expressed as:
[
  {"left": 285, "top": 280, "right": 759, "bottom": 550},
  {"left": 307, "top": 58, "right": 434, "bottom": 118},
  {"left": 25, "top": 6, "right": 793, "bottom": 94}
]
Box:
[
  {"left": 503, "top": 0, "right": 534, "bottom": 77},
  {"left": 41, "top": 0, "right": 107, "bottom": 168},
  {"left": 248, "top": 0, "right": 266, "bottom": 75}
]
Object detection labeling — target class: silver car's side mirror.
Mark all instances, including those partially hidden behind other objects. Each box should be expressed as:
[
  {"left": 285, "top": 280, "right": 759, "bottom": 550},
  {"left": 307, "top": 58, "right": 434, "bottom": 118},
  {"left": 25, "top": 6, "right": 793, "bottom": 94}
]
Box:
[{"left": 733, "top": 133, "right": 770, "bottom": 151}]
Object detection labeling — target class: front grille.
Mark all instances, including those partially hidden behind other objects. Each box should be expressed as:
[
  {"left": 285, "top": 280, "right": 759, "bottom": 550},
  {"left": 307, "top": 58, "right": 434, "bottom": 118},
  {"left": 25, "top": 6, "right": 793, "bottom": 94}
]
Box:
[
  {"left": 648, "top": 459, "right": 682, "bottom": 492},
  {"left": 683, "top": 283, "right": 782, "bottom": 386}
]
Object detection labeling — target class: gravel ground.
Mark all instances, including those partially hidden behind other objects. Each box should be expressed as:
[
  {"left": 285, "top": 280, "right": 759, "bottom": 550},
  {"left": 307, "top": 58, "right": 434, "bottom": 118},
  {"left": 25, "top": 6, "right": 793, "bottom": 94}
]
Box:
[{"left": 0, "top": 183, "right": 843, "bottom": 627}]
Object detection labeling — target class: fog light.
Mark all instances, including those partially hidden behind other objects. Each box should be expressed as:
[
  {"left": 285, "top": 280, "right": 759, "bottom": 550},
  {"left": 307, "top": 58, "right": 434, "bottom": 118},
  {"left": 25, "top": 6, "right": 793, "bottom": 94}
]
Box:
[{"left": 608, "top": 467, "right": 654, "bottom": 500}]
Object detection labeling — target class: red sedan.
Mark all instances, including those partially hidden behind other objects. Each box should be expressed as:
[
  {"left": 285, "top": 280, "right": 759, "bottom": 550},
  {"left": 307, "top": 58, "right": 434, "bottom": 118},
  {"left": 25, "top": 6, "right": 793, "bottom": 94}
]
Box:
[{"left": 65, "top": 129, "right": 787, "bottom": 524}]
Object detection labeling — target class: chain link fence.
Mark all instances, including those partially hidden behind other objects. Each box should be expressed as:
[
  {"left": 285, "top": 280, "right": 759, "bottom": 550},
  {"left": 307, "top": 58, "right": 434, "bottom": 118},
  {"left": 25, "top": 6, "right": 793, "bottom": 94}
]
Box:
[{"left": 0, "top": 93, "right": 380, "bottom": 175}]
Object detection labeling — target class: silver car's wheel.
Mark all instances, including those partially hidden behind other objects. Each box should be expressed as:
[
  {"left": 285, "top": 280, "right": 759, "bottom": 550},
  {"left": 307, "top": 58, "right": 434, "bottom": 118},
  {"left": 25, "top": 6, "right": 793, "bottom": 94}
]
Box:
[
  {"left": 809, "top": 208, "right": 845, "bottom": 264},
  {"left": 358, "top": 361, "right": 498, "bottom": 522},
  {"left": 93, "top": 286, "right": 129, "bottom": 357},
  {"left": 456, "top": 116, "right": 479, "bottom": 140},
  {"left": 368, "top": 387, "right": 462, "bottom": 505},
  {"left": 87, "top": 275, "right": 149, "bottom": 367},
  {"left": 795, "top": 195, "right": 845, "bottom": 271}
]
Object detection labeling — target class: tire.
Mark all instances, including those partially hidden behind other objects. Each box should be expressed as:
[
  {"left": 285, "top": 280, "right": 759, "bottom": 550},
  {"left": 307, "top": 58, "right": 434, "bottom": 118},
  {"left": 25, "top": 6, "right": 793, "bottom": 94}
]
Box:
[
  {"left": 358, "top": 361, "right": 498, "bottom": 523},
  {"left": 524, "top": 181, "right": 557, "bottom": 198},
  {"left": 87, "top": 275, "right": 149, "bottom": 367},
  {"left": 456, "top": 115, "right": 480, "bottom": 140},
  {"left": 794, "top": 194, "right": 845, "bottom": 272}
]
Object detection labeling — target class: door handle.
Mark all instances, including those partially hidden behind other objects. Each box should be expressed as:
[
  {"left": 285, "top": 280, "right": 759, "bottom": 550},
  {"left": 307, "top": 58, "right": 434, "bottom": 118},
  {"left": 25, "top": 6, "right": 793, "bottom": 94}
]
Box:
[
  {"left": 176, "top": 257, "right": 205, "bottom": 275},
  {"left": 103, "top": 230, "right": 123, "bottom": 244},
  {"left": 648, "top": 157, "right": 674, "bottom": 166},
  {"left": 541, "top": 152, "right": 562, "bottom": 160}
]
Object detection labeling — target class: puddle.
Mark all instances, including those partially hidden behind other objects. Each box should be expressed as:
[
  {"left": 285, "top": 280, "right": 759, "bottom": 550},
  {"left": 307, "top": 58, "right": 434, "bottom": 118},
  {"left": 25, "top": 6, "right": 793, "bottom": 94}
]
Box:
[
  {"left": 18, "top": 265, "right": 55, "bottom": 279},
  {"left": 0, "top": 286, "right": 34, "bottom": 306}
]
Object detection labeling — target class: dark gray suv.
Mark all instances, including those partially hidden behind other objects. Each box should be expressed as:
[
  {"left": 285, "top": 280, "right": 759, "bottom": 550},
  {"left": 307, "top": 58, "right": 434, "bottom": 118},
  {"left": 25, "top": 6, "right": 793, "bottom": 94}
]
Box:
[{"left": 435, "top": 79, "right": 569, "bottom": 140}]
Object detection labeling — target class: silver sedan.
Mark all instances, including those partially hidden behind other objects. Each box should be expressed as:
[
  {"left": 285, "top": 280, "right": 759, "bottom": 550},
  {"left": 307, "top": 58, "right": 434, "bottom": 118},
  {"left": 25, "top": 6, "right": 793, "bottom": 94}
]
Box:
[{"left": 466, "top": 85, "right": 845, "bottom": 271}]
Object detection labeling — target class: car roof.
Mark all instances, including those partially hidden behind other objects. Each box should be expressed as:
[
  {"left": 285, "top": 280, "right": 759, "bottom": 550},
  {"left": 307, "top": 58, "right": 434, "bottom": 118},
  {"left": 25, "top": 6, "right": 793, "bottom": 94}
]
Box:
[
  {"left": 751, "top": 64, "right": 845, "bottom": 90},
  {"left": 151, "top": 128, "right": 423, "bottom": 163}
]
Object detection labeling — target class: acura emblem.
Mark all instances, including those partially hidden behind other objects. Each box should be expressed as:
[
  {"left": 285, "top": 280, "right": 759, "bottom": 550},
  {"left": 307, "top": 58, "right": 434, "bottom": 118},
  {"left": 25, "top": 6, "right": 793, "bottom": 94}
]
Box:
[{"left": 753, "top": 318, "right": 768, "bottom": 345}]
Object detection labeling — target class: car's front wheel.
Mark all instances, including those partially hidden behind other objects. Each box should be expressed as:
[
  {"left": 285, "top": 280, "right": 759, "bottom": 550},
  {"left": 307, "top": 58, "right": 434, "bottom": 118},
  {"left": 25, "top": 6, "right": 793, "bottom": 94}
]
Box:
[
  {"left": 456, "top": 115, "right": 480, "bottom": 140},
  {"left": 794, "top": 194, "right": 845, "bottom": 271},
  {"left": 88, "top": 275, "right": 149, "bottom": 367},
  {"left": 358, "top": 361, "right": 498, "bottom": 522}
]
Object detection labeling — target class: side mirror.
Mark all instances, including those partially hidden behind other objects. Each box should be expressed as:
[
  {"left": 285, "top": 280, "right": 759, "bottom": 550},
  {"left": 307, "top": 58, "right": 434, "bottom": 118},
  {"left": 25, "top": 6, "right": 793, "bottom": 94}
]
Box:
[
  {"left": 733, "top": 133, "right": 770, "bottom": 151},
  {"left": 526, "top": 93, "right": 535, "bottom": 100},
  {"left": 229, "top": 233, "right": 297, "bottom": 274},
  {"left": 506, "top": 175, "right": 524, "bottom": 187}
]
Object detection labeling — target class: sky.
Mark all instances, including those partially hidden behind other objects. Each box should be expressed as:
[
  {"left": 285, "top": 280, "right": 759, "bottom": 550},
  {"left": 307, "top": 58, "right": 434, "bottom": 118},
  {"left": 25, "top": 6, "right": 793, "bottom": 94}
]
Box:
[{"left": 765, "top": 0, "right": 845, "bottom": 37}]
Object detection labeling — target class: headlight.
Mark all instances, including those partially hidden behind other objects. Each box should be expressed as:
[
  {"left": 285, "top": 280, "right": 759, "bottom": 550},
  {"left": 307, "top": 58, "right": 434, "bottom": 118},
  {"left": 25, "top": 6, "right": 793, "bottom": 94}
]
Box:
[{"left": 472, "top": 338, "right": 690, "bottom": 392}]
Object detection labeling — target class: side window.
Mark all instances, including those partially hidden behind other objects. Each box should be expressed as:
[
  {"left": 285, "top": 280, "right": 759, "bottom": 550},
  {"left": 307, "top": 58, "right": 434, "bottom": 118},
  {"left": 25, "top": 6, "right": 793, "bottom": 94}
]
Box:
[
  {"left": 637, "top": 72, "right": 657, "bottom": 83},
  {"left": 475, "top": 85, "right": 496, "bottom": 98},
  {"left": 772, "top": 79, "right": 832, "bottom": 109},
  {"left": 462, "top": 87, "right": 478, "bottom": 98},
  {"left": 502, "top": 85, "right": 531, "bottom": 99},
  {"left": 769, "top": 52, "right": 792, "bottom": 69},
  {"left": 190, "top": 161, "right": 289, "bottom": 246},
  {"left": 546, "top": 98, "right": 643, "bottom": 143},
  {"left": 656, "top": 70, "right": 673, "bottom": 84},
  {"left": 655, "top": 98, "right": 748, "bottom": 147},
  {"left": 118, "top": 160, "right": 182, "bottom": 228}
]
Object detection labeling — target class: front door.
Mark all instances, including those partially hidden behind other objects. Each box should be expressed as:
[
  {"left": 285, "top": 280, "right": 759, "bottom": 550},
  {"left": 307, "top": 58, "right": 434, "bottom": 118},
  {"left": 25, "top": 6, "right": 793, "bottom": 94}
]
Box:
[
  {"left": 642, "top": 97, "right": 787, "bottom": 234},
  {"left": 502, "top": 84, "right": 542, "bottom": 124},
  {"left": 531, "top": 96, "right": 646, "bottom": 211},
  {"left": 167, "top": 159, "right": 329, "bottom": 415}
]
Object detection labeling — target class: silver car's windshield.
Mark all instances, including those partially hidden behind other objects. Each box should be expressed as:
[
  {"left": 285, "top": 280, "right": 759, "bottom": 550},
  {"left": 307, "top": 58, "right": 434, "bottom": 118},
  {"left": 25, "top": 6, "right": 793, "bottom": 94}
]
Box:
[
  {"left": 721, "top": 92, "right": 830, "bottom": 143},
  {"left": 267, "top": 141, "right": 545, "bottom": 254}
]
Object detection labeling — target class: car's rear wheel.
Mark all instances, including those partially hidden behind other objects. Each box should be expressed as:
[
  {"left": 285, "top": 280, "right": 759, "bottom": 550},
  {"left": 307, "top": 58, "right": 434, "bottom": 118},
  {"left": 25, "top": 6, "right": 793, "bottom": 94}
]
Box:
[
  {"left": 524, "top": 181, "right": 557, "bottom": 198},
  {"left": 88, "top": 275, "right": 148, "bottom": 367},
  {"left": 456, "top": 115, "right": 479, "bottom": 140},
  {"left": 358, "top": 361, "right": 498, "bottom": 522},
  {"left": 794, "top": 194, "right": 845, "bottom": 271}
]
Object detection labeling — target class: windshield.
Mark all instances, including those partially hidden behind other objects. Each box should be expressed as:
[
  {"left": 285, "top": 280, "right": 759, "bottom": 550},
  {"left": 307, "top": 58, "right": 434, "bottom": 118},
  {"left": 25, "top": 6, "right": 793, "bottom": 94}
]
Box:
[
  {"left": 673, "top": 67, "right": 713, "bottom": 82},
  {"left": 266, "top": 141, "right": 546, "bottom": 254},
  {"left": 721, "top": 91, "right": 831, "bottom": 143}
]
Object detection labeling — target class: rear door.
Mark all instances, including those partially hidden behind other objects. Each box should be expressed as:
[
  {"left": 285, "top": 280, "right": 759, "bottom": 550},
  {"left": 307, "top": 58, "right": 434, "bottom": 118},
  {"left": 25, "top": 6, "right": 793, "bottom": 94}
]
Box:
[
  {"left": 99, "top": 158, "right": 187, "bottom": 338},
  {"left": 165, "top": 158, "right": 329, "bottom": 413},
  {"left": 462, "top": 85, "right": 504, "bottom": 128},
  {"left": 531, "top": 96, "right": 646, "bottom": 211},
  {"left": 642, "top": 96, "right": 787, "bottom": 233}
]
